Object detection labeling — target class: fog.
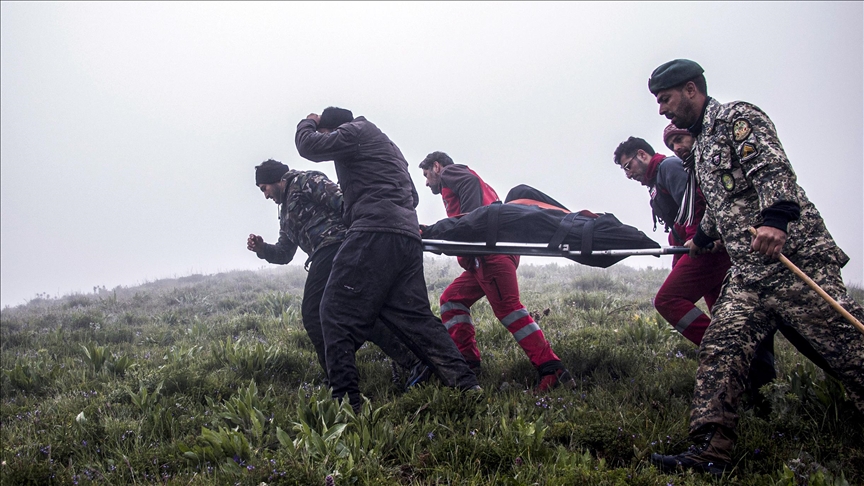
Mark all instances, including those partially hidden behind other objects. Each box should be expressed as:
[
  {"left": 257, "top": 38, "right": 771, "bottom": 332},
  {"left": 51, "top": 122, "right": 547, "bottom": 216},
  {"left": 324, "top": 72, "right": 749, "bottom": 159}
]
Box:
[{"left": 2, "top": 2, "right": 862, "bottom": 307}]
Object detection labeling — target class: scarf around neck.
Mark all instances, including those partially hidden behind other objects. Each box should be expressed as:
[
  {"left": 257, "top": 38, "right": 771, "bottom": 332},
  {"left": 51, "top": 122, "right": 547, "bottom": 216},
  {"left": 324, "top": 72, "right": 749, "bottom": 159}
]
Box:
[
  {"left": 676, "top": 97, "right": 712, "bottom": 227},
  {"left": 675, "top": 153, "right": 698, "bottom": 226}
]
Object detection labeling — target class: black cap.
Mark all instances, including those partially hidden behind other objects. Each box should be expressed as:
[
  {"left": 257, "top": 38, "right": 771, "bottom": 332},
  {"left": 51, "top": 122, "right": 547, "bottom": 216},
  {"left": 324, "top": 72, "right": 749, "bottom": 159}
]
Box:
[
  {"left": 255, "top": 159, "right": 290, "bottom": 185},
  {"left": 648, "top": 59, "right": 704, "bottom": 95}
]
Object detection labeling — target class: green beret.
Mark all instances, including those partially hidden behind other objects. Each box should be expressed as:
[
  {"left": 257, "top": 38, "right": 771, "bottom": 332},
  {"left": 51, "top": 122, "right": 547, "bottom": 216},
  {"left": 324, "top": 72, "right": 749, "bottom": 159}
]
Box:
[{"left": 648, "top": 59, "right": 704, "bottom": 95}]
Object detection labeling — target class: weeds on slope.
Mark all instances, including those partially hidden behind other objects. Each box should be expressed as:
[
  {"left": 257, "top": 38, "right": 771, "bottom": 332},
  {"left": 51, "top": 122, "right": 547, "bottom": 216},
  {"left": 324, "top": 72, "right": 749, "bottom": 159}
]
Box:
[{"left": 1, "top": 260, "right": 861, "bottom": 485}]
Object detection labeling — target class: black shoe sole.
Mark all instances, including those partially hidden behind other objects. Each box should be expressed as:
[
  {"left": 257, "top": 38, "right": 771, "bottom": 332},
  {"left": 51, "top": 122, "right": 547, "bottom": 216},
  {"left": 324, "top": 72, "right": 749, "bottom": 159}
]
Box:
[{"left": 650, "top": 453, "right": 728, "bottom": 477}]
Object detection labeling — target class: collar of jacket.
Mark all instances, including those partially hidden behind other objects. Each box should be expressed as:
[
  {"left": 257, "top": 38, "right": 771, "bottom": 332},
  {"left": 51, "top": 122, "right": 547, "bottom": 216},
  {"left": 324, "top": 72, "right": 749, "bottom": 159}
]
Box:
[
  {"left": 688, "top": 96, "right": 713, "bottom": 137},
  {"left": 644, "top": 153, "right": 667, "bottom": 187},
  {"left": 277, "top": 170, "right": 302, "bottom": 207}
]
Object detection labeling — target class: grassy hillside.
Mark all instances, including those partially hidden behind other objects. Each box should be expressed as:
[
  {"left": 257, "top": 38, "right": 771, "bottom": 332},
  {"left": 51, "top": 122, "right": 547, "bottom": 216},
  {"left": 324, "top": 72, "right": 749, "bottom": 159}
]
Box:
[{"left": 2, "top": 257, "right": 862, "bottom": 485}]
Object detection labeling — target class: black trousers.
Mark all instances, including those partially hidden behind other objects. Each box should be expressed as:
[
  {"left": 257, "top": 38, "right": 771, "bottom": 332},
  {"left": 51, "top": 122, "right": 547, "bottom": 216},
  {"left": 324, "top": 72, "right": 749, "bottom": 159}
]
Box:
[
  {"left": 321, "top": 231, "right": 479, "bottom": 408},
  {"left": 302, "top": 242, "right": 421, "bottom": 379},
  {"left": 747, "top": 323, "right": 839, "bottom": 394}
]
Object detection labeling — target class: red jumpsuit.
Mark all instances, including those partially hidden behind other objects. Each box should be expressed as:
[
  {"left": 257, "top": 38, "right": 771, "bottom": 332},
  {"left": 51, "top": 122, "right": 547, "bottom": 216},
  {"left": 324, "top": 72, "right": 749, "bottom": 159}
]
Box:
[
  {"left": 644, "top": 154, "right": 731, "bottom": 345},
  {"left": 648, "top": 154, "right": 832, "bottom": 397},
  {"left": 436, "top": 164, "right": 561, "bottom": 373},
  {"left": 654, "top": 224, "right": 731, "bottom": 344}
]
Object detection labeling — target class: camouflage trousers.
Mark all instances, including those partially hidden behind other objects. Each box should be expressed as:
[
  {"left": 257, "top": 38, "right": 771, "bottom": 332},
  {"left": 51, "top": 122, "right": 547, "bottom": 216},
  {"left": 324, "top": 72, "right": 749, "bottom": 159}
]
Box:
[{"left": 690, "top": 258, "right": 864, "bottom": 435}]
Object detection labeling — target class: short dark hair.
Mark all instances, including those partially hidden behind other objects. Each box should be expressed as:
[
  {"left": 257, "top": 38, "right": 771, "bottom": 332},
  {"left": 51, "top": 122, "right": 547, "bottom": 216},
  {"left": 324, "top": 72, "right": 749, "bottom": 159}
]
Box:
[
  {"left": 318, "top": 107, "right": 354, "bottom": 129},
  {"left": 419, "top": 151, "right": 454, "bottom": 170},
  {"left": 613, "top": 137, "right": 655, "bottom": 165},
  {"left": 673, "top": 74, "right": 708, "bottom": 96}
]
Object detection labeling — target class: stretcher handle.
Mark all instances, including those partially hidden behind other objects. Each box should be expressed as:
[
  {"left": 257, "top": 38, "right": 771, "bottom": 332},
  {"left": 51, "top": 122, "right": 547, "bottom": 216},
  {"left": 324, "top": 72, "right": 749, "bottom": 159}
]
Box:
[{"left": 421, "top": 239, "right": 689, "bottom": 256}]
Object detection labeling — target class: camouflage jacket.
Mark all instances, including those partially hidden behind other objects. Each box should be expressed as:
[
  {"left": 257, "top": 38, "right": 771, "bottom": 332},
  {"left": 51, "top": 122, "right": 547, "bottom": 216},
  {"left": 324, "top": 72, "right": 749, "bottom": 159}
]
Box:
[
  {"left": 693, "top": 98, "right": 848, "bottom": 284},
  {"left": 255, "top": 170, "right": 347, "bottom": 265}
]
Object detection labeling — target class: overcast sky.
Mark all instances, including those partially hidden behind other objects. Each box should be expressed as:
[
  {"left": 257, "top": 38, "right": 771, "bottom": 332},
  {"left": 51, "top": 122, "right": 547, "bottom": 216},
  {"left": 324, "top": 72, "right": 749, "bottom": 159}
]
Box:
[{"left": 2, "top": 2, "right": 862, "bottom": 307}]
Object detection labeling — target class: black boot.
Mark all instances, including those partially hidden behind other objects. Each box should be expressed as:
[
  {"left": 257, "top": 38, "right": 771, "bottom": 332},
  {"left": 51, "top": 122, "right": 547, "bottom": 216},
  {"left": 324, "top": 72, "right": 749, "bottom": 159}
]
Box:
[{"left": 650, "top": 425, "right": 734, "bottom": 477}]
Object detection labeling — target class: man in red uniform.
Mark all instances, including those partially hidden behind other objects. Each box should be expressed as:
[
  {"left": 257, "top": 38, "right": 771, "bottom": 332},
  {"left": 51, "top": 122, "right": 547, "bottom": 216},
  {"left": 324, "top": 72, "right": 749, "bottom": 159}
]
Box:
[
  {"left": 614, "top": 133, "right": 731, "bottom": 344},
  {"left": 614, "top": 129, "right": 833, "bottom": 414},
  {"left": 419, "top": 151, "right": 575, "bottom": 391}
]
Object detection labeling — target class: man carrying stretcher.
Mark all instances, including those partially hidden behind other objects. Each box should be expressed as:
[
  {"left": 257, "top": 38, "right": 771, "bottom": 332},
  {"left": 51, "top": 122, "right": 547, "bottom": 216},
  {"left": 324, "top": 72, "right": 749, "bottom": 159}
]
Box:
[
  {"left": 613, "top": 132, "right": 832, "bottom": 414},
  {"left": 419, "top": 151, "right": 576, "bottom": 391}
]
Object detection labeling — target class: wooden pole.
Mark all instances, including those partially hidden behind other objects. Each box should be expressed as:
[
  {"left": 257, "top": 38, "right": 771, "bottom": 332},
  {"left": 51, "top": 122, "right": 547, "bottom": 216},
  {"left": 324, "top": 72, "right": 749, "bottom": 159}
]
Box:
[{"left": 748, "top": 227, "right": 864, "bottom": 336}]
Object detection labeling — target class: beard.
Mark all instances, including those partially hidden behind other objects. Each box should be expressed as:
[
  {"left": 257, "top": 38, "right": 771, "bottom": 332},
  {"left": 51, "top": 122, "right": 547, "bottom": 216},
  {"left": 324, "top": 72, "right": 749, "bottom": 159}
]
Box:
[{"left": 672, "top": 99, "right": 699, "bottom": 128}]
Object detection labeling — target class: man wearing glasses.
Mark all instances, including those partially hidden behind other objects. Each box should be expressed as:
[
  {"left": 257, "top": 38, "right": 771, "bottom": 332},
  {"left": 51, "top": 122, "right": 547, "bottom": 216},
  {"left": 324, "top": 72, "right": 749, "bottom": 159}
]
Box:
[
  {"left": 613, "top": 136, "right": 733, "bottom": 347},
  {"left": 609, "top": 135, "right": 824, "bottom": 421}
]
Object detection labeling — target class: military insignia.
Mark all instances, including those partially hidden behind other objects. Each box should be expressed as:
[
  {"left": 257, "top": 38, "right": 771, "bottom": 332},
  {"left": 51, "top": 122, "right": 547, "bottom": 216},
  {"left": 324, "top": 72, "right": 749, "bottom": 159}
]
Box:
[
  {"left": 721, "top": 172, "right": 735, "bottom": 191},
  {"left": 740, "top": 142, "right": 758, "bottom": 161},
  {"left": 712, "top": 154, "right": 721, "bottom": 166},
  {"left": 733, "top": 118, "right": 751, "bottom": 142}
]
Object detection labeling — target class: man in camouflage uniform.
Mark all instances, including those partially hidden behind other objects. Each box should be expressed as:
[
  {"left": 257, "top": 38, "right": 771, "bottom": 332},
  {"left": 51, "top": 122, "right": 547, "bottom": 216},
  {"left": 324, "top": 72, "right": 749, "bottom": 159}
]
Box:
[
  {"left": 615, "top": 133, "right": 832, "bottom": 414},
  {"left": 248, "top": 159, "right": 429, "bottom": 387},
  {"left": 646, "top": 59, "right": 864, "bottom": 477}
]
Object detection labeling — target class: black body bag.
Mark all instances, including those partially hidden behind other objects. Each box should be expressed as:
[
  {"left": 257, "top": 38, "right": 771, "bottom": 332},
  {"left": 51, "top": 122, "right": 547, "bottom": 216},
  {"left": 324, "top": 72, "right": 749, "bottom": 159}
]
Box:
[{"left": 422, "top": 187, "right": 660, "bottom": 268}]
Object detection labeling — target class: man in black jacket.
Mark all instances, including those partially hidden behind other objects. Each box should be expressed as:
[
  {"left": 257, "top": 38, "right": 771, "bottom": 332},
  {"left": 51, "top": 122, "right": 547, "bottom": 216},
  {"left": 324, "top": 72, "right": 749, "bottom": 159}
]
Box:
[
  {"left": 248, "top": 159, "right": 429, "bottom": 388},
  {"left": 295, "top": 107, "right": 479, "bottom": 410}
]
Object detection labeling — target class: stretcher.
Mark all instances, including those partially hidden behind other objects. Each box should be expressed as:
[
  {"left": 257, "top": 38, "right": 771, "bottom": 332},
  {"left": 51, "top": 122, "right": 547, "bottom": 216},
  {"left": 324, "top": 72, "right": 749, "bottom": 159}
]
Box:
[
  {"left": 419, "top": 186, "right": 687, "bottom": 268},
  {"left": 422, "top": 239, "right": 689, "bottom": 259}
]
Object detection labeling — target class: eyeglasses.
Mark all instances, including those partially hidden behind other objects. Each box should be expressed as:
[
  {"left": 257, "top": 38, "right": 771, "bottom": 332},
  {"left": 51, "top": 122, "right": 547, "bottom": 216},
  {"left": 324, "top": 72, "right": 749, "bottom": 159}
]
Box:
[{"left": 619, "top": 153, "right": 639, "bottom": 172}]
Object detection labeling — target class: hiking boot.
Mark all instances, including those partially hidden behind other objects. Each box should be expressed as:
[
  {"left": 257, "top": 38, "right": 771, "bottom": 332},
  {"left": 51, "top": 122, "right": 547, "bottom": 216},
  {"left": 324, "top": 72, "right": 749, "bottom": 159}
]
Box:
[
  {"left": 650, "top": 425, "right": 733, "bottom": 477},
  {"left": 404, "top": 363, "right": 432, "bottom": 390},
  {"left": 536, "top": 368, "right": 576, "bottom": 392}
]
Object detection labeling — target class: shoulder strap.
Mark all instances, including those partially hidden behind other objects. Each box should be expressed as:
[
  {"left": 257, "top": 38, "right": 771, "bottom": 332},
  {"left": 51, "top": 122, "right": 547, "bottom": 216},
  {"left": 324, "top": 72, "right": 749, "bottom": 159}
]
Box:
[
  {"left": 581, "top": 218, "right": 596, "bottom": 256},
  {"left": 547, "top": 212, "right": 579, "bottom": 250},
  {"left": 485, "top": 202, "right": 502, "bottom": 248}
]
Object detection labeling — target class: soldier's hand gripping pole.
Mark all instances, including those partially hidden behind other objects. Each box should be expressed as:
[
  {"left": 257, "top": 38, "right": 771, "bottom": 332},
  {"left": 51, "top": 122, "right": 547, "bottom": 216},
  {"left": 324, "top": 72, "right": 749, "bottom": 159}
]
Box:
[{"left": 748, "top": 226, "right": 864, "bottom": 336}]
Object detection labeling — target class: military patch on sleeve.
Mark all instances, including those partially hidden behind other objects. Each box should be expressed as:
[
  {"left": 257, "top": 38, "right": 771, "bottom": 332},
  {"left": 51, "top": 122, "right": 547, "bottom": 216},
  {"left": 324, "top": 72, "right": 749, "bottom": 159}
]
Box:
[
  {"left": 733, "top": 118, "right": 752, "bottom": 142},
  {"left": 712, "top": 154, "right": 721, "bottom": 166},
  {"left": 721, "top": 172, "right": 736, "bottom": 191},
  {"left": 739, "top": 142, "right": 758, "bottom": 161}
]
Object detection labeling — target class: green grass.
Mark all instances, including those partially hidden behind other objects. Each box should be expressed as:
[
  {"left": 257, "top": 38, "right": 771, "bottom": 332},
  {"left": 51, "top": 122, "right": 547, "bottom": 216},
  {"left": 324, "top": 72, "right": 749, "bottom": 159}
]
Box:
[{"left": 1, "top": 258, "right": 861, "bottom": 485}]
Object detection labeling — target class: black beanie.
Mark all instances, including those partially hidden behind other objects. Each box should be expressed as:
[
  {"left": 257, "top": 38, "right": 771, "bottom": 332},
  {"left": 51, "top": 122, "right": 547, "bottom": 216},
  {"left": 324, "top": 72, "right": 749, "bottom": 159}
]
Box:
[
  {"left": 318, "top": 107, "right": 354, "bottom": 129},
  {"left": 255, "top": 159, "right": 290, "bottom": 185}
]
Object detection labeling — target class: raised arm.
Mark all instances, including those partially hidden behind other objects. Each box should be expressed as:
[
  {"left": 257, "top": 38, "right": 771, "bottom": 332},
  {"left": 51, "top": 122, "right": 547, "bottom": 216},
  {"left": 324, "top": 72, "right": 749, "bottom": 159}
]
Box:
[{"left": 295, "top": 118, "right": 360, "bottom": 163}]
